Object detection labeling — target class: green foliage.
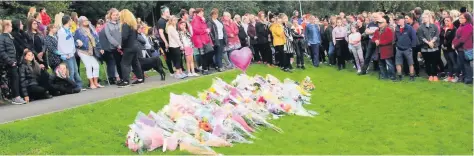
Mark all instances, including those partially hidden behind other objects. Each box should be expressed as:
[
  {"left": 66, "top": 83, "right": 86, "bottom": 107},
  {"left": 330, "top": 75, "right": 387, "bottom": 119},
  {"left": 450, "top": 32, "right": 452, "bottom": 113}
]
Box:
[{"left": 0, "top": 1, "right": 70, "bottom": 20}]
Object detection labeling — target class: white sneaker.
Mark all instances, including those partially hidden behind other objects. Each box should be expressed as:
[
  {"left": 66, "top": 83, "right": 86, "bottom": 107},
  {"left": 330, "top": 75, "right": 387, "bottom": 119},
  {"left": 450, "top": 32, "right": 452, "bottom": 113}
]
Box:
[
  {"left": 357, "top": 69, "right": 361, "bottom": 73},
  {"left": 353, "top": 65, "right": 356, "bottom": 69},
  {"left": 451, "top": 76, "right": 459, "bottom": 83},
  {"left": 193, "top": 73, "right": 200, "bottom": 76},
  {"left": 188, "top": 73, "right": 194, "bottom": 77}
]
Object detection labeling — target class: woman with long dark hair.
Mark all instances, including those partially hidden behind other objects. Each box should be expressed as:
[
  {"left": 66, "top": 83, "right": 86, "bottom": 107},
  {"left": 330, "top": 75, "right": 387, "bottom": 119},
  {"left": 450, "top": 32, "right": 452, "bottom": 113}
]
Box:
[
  {"left": 19, "top": 50, "right": 53, "bottom": 103},
  {"left": 116, "top": 9, "right": 144, "bottom": 87},
  {"left": 26, "top": 18, "right": 47, "bottom": 68}
]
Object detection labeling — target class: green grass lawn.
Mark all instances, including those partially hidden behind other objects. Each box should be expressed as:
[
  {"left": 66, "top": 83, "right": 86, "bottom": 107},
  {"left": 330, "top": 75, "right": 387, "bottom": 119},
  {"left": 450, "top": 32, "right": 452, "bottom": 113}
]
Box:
[{"left": 0, "top": 64, "right": 472, "bottom": 155}]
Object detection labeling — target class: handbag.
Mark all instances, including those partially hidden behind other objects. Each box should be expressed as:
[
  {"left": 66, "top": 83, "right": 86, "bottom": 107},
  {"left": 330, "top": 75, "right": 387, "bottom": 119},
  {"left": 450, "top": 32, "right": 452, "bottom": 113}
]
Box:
[
  {"left": 465, "top": 49, "right": 473, "bottom": 61},
  {"left": 203, "top": 43, "right": 214, "bottom": 54}
]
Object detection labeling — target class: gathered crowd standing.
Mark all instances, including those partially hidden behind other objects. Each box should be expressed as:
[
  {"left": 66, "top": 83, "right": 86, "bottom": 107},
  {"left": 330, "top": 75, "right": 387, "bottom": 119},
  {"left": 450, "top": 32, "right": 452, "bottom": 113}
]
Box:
[{"left": 0, "top": 5, "right": 472, "bottom": 105}]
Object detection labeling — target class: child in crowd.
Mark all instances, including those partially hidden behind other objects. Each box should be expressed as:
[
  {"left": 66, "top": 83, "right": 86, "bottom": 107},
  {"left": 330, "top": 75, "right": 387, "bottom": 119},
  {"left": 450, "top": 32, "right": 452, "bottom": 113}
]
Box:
[
  {"left": 348, "top": 25, "right": 364, "bottom": 73},
  {"left": 179, "top": 21, "right": 199, "bottom": 77}
]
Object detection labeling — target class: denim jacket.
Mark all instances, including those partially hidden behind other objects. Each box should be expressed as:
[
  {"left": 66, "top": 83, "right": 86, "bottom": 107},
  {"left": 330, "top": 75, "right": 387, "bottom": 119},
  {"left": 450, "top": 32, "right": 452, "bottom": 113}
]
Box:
[{"left": 74, "top": 28, "right": 102, "bottom": 52}]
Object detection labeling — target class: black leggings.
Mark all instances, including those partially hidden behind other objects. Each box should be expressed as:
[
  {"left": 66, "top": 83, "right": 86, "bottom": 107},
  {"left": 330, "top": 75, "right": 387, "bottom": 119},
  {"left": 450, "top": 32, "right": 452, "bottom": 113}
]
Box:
[
  {"left": 335, "top": 40, "right": 348, "bottom": 68},
  {"left": 7, "top": 66, "right": 20, "bottom": 98},
  {"left": 422, "top": 51, "right": 440, "bottom": 76},
  {"left": 27, "top": 85, "right": 49, "bottom": 100},
  {"left": 255, "top": 43, "right": 272, "bottom": 64},
  {"left": 293, "top": 39, "right": 305, "bottom": 66},
  {"left": 275, "top": 45, "right": 289, "bottom": 69},
  {"left": 169, "top": 47, "right": 182, "bottom": 70},
  {"left": 121, "top": 48, "right": 144, "bottom": 82}
]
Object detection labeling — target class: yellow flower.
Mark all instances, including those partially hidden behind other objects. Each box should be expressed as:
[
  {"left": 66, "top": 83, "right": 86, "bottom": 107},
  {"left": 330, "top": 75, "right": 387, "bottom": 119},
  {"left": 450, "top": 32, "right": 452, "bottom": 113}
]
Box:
[{"left": 208, "top": 87, "right": 216, "bottom": 93}]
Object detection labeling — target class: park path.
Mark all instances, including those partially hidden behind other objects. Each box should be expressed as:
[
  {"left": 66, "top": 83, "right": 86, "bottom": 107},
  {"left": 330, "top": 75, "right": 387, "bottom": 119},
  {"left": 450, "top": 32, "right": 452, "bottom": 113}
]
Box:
[{"left": 0, "top": 70, "right": 231, "bottom": 124}]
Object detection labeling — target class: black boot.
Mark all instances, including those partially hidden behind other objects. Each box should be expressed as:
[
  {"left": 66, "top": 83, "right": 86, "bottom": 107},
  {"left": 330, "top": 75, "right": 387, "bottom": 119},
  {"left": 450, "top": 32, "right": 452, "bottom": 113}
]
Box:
[
  {"left": 409, "top": 75, "right": 415, "bottom": 81},
  {"left": 108, "top": 77, "right": 117, "bottom": 85}
]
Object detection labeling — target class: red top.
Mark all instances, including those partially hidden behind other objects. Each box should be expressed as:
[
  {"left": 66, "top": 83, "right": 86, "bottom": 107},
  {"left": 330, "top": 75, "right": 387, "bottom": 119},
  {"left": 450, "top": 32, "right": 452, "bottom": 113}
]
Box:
[
  {"left": 40, "top": 12, "right": 51, "bottom": 25},
  {"left": 372, "top": 27, "right": 394, "bottom": 59},
  {"left": 223, "top": 19, "right": 240, "bottom": 45},
  {"left": 191, "top": 16, "right": 212, "bottom": 48}
]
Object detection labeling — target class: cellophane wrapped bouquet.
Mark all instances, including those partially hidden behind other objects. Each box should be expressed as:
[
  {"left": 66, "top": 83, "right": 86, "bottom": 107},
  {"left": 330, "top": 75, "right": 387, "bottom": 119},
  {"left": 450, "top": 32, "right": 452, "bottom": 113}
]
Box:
[{"left": 125, "top": 74, "right": 317, "bottom": 155}]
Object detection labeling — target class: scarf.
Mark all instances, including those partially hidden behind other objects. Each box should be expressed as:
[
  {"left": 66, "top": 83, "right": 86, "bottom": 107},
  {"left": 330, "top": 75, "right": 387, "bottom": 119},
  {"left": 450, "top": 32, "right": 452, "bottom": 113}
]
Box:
[
  {"left": 80, "top": 28, "right": 96, "bottom": 55},
  {"left": 64, "top": 26, "right": 73, "bottom": 40}
]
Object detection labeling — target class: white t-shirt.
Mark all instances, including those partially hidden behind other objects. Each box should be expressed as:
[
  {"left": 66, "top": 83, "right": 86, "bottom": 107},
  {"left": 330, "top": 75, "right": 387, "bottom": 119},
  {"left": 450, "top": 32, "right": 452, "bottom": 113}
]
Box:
[{"left": 213, "top": 19, "right": 224, "bottom": 39}]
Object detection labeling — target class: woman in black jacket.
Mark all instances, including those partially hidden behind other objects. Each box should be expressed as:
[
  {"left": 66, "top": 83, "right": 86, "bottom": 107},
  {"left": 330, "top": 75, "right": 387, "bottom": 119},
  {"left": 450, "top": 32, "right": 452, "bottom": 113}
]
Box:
[
  {"left": 50, "top": 63, "right": 81, "bottom": 95},
  {"left": 439, "top": 16, "right": 458, "bottom": 82},
  {"left": 0, "top": 20, "right": 27, "bottom": 104},
  {"left": 19, "top": 50, "right": 53, "bottom": 103},
  {"left": 207, "top": 8, "right": 228, "bottom": 72},
  {"left": 255, "top": 12, "right": 272, "bottom": 65},
  {"left": 116, "top": 9, "right": 144, "bottom": 87},
  {"left": 10, "top": 20, "right": 30, "bottom": 61},
  {"left": 237, "top": 15, "right": 249, "bottom": 48},
  {"left": 26, "top": 18, "right": 47, "bottom": 68},
  {"left": 291, "top": 16, "right": 306, "bottom": 69}
]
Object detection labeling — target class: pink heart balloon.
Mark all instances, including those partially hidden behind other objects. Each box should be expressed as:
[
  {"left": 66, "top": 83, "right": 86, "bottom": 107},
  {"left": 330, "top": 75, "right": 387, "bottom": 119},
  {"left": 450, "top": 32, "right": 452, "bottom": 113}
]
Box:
[{"left": 230, "top": 47, "right": 252, "bottom": 73}]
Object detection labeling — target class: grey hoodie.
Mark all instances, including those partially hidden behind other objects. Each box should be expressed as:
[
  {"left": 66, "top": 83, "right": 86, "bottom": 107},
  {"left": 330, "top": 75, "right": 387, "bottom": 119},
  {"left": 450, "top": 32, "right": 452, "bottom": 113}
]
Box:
[{"left": 104, "top": 21, "right": 122, "bottom": 50}]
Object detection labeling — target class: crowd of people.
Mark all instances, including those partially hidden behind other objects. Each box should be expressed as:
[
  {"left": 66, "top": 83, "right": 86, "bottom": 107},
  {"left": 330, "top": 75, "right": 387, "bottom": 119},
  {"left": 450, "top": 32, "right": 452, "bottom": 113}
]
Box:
[{"left": 0, "top": 5, "right": 472, "bottom": 105}]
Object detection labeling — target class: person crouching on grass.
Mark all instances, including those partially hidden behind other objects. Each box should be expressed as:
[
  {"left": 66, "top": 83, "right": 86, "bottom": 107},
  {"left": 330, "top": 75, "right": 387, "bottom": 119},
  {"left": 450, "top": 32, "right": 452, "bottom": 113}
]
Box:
[
  {"left": 19, "top": 50, "right": 53, "bottom": 103},
  {"left": 372, "top": 15, "right": 395, "bottom": 80}
]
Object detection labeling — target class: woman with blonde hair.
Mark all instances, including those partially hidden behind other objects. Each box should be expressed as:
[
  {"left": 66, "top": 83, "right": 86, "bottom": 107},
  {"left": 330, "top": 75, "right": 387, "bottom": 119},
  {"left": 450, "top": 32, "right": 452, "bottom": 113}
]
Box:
[
  {"left": 166, "top": 15, "right": 186, "bottom": 79},
  {"left": 103, "top": 8, "right": 122, "bottom": 84},
  {"left": 27, "top": 7, "right": 36, "bottom": 20},
  {"left": 74, "top": 16, "right": 104, "bottom": 89},
  {"left": 450, "top": 10, "right": 461, "bottom": 28},
  {"left": 116, "top": 9, "right": 144, "bottom": 87},
  {"left": 54, "top": 12, "right": 64, "bottom": 28}
]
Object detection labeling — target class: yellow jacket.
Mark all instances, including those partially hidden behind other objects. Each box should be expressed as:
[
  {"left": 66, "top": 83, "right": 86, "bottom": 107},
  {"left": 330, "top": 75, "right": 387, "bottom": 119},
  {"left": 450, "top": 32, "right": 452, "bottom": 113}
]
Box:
[
  {"left": 269, "top": 23, "right": 286, "bottom": 46},
  {"left": 71, "top": 21, "right": 77, "bottom": 33}
]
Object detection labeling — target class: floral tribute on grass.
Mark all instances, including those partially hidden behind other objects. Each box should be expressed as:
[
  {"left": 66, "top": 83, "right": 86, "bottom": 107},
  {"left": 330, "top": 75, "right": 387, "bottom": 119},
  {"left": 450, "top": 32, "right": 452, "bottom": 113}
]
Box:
[{"left": 125, "top": 74, "right": 317, "bottom": 155}]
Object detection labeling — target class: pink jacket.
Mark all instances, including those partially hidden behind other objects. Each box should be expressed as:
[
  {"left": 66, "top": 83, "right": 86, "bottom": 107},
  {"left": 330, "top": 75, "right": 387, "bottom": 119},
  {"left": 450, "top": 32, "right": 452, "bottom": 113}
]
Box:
[
  {"left": 191, "top": 16, "right": 212, "bottom": 48},
  {"left": 453, "top": 23, "right": 473, "bottom": 51},
  {"left": 223, "top": 19, "right": 240, "bottom": 45}
]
